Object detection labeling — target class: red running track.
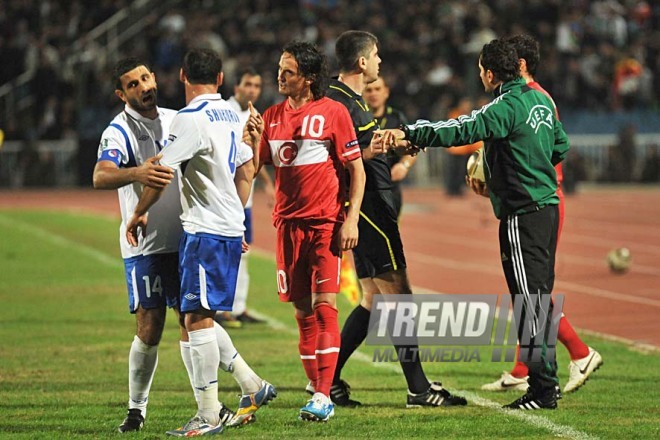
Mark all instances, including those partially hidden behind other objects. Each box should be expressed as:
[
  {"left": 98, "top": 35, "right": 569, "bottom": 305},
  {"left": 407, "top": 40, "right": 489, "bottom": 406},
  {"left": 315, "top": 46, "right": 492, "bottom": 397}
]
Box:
[{"left": 2, "top": 187, "right": 658, "bottom": 347}]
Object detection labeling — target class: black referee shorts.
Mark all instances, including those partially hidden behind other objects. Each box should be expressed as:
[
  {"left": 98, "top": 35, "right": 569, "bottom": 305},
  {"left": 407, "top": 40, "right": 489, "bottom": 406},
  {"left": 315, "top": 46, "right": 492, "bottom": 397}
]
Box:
[{"left": 352, "top": 189, "right": 407, "bottom": 279}]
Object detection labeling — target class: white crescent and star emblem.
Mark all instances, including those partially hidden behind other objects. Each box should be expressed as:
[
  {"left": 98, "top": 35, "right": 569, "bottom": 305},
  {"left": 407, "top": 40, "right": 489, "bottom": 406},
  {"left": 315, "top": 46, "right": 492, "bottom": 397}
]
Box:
[{"left": 277, "top": 141, "right": 299, "bottom": 165}]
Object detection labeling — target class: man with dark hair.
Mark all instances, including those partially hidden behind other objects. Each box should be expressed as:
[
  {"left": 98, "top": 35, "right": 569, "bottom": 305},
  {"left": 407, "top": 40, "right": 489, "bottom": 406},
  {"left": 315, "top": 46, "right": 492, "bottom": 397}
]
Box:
[
  {"left": 254, "top": 40, "right": 366, "bottom": 422},
  {"left": 215, "top": 66, "right": 275, "bottom": 327},
  {"left": 126, "top": 48, "right": 276, "bottom": 435},
  {"left": 94, "top": 57, "right": 183, "bottom": 433},
  {"left": 481, "top": 34, "right": 602, "bottom": 395},
  {"left": 380, "top": 38, "right": 569, "bottom": 410},
  {"left": 363, "top": 76, "right": 416, "bottom": 217},
  {"left": 326, "top": 30, "right": 467, "bottom": 409}
]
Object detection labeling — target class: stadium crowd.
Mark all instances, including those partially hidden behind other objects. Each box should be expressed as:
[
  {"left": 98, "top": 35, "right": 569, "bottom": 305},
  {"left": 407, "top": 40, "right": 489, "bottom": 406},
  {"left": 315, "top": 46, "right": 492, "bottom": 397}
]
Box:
[{"left": 1, "top": 0, "right": 658, "bottom": 182}]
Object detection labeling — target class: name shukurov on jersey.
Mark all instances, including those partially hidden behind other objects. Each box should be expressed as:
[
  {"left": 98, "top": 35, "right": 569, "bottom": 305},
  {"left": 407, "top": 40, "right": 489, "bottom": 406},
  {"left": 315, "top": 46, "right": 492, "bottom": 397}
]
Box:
[{"left": 159, "top": 93, "right": 253, "bottom": 237}]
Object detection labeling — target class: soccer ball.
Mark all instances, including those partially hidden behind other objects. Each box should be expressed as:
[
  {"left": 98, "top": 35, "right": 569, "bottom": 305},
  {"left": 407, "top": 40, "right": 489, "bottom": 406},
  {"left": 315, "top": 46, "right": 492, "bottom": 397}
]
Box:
[
  {"left": 606, "top": 248, "right": 631, "bottom": 274},
  {"left": 466, "top": 147, "right": 485, "bottom": 182}
]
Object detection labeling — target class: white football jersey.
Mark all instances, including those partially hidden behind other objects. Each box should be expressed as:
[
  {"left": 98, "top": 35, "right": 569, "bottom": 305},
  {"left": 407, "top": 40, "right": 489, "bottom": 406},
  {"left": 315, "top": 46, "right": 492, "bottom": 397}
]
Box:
[
  {"left": 160, "top": 94, "right": 253, "bottom": 237},
  {"left": 97, "top": 105, "right": 182, "bottom": 259},
  {"left": 227, "top": 96, "right": 256, "bottom": 209}
]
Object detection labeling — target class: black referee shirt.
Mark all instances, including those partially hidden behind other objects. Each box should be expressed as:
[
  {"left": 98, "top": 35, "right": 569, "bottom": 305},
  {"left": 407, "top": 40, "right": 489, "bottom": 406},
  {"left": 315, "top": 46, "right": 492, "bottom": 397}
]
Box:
[
  {"left": 375, "top": 105, "right": 408, "bottom": 169},
  {"left": 327, "top": 78, "right": 392, "bottom": 191}
]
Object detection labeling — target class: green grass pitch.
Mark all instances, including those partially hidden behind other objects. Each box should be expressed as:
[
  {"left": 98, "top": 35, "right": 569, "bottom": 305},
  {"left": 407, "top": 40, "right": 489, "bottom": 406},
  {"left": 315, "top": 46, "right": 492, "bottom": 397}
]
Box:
[{"left": 0, "top": 210, "right": 658, "bottom": 439}]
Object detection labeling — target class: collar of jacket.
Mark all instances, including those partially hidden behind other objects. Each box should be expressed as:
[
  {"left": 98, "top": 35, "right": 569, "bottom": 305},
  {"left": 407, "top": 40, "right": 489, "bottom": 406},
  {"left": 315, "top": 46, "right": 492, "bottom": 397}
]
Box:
[{"left": 493, "top": 77, "right": 526, "bottom": 97}]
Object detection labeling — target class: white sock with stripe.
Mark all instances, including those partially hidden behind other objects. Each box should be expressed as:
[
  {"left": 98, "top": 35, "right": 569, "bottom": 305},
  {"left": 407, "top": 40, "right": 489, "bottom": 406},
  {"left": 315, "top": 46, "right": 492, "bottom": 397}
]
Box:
[
  {"left": 232, "top": 252, "right": 249, "bottom": 316},
  {"left": 188, "top": 328, "right": 221, "bottom": 425},
  {"left": 213, "top": 322, "right": 261, "bottom": 394},
  {"left": 230, "top": 353, "right": 262, "bottom": 395},
  {"left": 179, "top": 340, "right": 200, "bottom": 404}
]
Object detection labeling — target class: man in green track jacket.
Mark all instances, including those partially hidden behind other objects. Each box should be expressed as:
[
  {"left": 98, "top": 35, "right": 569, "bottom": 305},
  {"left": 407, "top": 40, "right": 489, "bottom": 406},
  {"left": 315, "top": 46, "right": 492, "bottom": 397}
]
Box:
[{"left": 377, "top": 38, "right": 569, "bottom": 410}]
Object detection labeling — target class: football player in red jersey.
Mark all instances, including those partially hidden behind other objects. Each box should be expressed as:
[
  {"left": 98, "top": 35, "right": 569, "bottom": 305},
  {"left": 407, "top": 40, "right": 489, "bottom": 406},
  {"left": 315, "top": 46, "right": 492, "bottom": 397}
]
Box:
[{"left": 250, "top": 40, "right": 366, "bottom": 422}]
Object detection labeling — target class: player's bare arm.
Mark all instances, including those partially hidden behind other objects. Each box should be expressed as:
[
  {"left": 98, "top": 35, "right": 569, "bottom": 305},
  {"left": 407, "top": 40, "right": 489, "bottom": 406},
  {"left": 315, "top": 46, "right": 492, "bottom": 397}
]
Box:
[
  {"left": 391, "top": 154, "right": 417, "bottom": 182},
  {"left": 93, "top": 153, "right": 174, "bottom": 190},
  {"left": 242, "top": 101, "right": 264, "bottom": 174},
  {"left": 234, "top": 159, "right": 255, "bottom": 208},
  {"left": 257, "top": 167, "right": 275, "bottom": 208},
  {"left": 340, "top": 157, "right": 366, "bottom": 251},
  {"left": 125, "top": 185, "right": 165, "bottom": 247}
]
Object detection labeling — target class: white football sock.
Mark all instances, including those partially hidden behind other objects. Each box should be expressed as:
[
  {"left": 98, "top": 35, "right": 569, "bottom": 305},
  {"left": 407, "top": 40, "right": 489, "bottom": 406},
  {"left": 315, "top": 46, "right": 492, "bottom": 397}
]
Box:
[
  {"left": 188, "top": 328, "right": 221, "bottom": 424},
  {"left": 230, "top": 353, "right": 262, "bottom": 395},
  {"left": 232, "top": 252, "right": 250, "bottom": 316},
  {"left": 179, "top": 340, "right": 200, "bottom": 404},
  {"left": 128, "top": 335, "right": 158, "bottom": 418},
  {"left": 213, "top": 321, "right": 238, "bottom": 372},
  {"left": 213, "top": 322, "right": 261, "bottom": 394},
  {"left": 312, "top": 392, "right": 330, "bottom": 404}
]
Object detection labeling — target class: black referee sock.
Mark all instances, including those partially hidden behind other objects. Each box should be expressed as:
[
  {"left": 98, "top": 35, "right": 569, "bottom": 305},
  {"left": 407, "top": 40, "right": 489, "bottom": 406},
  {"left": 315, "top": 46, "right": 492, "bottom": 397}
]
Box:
[
  {"left": 395, "top": 344, "right": 430, "bottom": 394},
  {"left": 333, "top": 305, "right": 371, "bottom": 383}
]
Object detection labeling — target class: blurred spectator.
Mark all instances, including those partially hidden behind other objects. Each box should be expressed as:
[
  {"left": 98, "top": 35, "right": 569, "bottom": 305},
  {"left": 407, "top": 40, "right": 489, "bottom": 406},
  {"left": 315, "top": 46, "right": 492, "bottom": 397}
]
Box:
[
  {"left": 1, "top": 0, "right": 659, "bottom": 187},
  {"left": 602, "top": 123, "right": 638, "bottom": 182},
  {"left": 613, "top": 57, "right": 644, "bottom": 110},
  {"left": 562, "top": 150, "right": 588, "bottom": 194},
  {"left": 443, "top": 97, "right": 480, "bottom": 196},
  {"left": 640, "top": 146, "right": 660, "bottom": 183}
]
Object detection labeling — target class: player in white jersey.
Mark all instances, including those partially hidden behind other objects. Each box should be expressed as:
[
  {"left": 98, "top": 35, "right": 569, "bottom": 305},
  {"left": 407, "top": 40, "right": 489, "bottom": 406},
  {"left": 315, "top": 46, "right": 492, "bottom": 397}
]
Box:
[
  {"left": 217, "top": 67, "right": 274, "bottom": 327},
  {"left": 125, "top": 49, "right": 276, "bottom": 437},
  {"left": 93, "top": 57, "right": 184, "bottom": 433}
]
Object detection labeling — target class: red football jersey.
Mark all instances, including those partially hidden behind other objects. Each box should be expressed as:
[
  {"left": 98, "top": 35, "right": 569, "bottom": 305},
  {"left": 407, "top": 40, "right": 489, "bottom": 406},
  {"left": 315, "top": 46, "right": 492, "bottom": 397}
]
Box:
[{"left": 260, "top": 97, "right": 361, "bottom": 226}]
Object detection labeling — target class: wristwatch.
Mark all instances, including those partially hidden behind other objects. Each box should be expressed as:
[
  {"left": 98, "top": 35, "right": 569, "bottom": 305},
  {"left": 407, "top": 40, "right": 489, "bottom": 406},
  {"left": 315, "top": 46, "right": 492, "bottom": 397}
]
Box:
[{"left": 398, "top": 124, "right": 410, "bottom": 140}]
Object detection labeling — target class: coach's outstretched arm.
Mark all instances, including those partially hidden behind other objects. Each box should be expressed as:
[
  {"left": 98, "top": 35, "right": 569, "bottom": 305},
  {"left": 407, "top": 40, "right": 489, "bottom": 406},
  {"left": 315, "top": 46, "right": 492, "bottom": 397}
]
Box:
[{"left": 93, "top": 153, "right": 174, "bottom": 190}]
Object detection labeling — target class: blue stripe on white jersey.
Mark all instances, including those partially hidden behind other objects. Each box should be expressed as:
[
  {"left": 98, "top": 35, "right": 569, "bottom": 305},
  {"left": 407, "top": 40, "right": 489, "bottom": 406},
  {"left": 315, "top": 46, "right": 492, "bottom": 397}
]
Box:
[
  {"left": 97, "top": 106, "right": 182, "bottom": 259},
  {"left": 159, "top": 94, "right": 250, "bottom": 237},
  {"left": 109, "top": 123, "right": 137, "bottom": 167},
  {"left": 178, "top": 101, "right": 209, "bottom": 113},
  {"left": 98, "top": 148, "right": 122, "bottom": 166}
]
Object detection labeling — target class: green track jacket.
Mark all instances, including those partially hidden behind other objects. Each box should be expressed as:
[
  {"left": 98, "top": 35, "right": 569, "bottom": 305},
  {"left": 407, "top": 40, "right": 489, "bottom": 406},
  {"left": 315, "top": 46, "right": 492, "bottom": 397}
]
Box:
[{"left": 405, "top": 77, "right": 569, "bottom": 219}]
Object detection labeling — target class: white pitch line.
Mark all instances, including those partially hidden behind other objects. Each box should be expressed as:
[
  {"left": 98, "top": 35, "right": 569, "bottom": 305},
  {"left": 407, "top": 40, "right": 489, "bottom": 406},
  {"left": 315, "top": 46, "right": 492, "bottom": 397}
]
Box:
[
  {"left": 247, "top": 309, "right": 598, "bottom": 440},
  {"left": 0, "top": 213, "right": 123, "bottom": 269},
  {"left": 0, "top": 218, "right": 599, "bottom": 438},
  {"left": 460, "top": 391, "right": 598, "bottom": 440}
]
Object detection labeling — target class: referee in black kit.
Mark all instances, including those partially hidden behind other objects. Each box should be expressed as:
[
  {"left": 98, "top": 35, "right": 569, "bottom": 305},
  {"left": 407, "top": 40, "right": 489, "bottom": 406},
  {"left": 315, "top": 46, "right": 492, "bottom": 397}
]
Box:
[
  {"left": 363, "top": 76, "right": 416, "bottom": 218},
  {"left": 323, "top": 30, "right": 467, "bottom": 409}
]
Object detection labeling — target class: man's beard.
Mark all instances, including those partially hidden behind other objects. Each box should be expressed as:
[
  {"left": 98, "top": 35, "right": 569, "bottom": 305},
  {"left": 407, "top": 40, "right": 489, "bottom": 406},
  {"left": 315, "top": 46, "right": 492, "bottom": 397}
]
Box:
[{"left": 129, "top": 89, "right": 158, "bottom": 112}]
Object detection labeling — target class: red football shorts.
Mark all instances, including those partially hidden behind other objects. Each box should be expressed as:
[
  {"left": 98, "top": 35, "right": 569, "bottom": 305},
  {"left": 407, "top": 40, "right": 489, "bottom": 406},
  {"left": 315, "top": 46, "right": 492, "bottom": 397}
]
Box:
[{"left": 276, "top": 220, "right": 341, "bottom": 302}]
